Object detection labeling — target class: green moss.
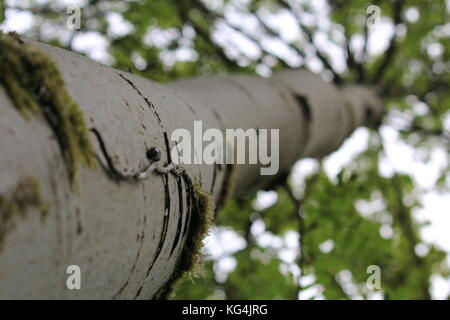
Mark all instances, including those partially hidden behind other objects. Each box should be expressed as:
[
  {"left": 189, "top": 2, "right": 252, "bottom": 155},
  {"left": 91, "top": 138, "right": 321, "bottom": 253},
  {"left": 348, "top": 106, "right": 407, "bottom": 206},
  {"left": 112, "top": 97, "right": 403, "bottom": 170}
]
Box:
[
  {"left": 187, "top": 183, "right": 215, "bottom": 273},
  {"left": 154, "top": 164, "right": 238, "bottom": 299},
  {"left": 154, "top": 181, "right": 215, "bottom": 300},
  {"left": 0, "top": 177, "right": 48, "bottom": 250},
  {"left": 0, "top": 31, "right": 96, "bottom": 187}
]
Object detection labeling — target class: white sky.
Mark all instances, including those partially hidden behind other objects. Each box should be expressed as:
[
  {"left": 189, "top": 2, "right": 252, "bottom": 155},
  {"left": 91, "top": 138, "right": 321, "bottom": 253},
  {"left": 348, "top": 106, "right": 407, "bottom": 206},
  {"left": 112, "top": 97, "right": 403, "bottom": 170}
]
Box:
[{"left": 1, "top": 0, "right": 449, "bottom": 299}]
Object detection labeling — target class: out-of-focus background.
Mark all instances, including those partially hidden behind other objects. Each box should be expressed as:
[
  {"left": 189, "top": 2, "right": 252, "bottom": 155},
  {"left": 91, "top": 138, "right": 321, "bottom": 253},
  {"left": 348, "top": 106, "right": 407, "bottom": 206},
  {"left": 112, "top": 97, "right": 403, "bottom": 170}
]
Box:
[{"left": 1, "top": 0, "right": 449, "bottom": 299}]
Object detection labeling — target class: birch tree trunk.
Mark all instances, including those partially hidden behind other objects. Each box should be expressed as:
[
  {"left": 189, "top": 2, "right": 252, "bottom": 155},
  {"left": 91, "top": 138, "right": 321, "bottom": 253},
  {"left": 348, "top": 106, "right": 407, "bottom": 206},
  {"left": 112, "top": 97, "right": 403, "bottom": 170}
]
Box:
[{"left": 0, "top": 36, "right": 383, "bottom": 299}]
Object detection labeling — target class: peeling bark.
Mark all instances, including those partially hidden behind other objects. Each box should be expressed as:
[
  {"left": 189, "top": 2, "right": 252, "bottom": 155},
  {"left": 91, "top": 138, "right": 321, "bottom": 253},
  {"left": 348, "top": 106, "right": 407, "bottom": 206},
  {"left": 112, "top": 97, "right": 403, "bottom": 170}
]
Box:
[{"left": 0, "top": 36, "right": 383, "bottom": 299}]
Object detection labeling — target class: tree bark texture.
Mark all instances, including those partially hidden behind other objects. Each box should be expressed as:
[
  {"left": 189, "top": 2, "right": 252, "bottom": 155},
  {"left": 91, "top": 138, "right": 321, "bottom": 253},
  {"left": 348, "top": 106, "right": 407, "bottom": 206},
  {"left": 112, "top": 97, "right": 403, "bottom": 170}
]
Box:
[{"left": 0, "top": 39, "right": 383, "bottom": 299}]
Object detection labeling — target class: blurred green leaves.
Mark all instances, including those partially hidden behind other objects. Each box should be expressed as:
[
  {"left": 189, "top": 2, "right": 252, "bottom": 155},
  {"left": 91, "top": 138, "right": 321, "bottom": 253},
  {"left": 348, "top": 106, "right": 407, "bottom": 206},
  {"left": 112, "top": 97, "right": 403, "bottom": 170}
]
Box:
[
  {"left": 0, "top": 1, "right": 5, "bottom": 24},
  {"left": 225, "top": 247, "right": 296, "bottom": 299},
  {"left": 174, "top": 139, "right": 448, "bottom": 299}
]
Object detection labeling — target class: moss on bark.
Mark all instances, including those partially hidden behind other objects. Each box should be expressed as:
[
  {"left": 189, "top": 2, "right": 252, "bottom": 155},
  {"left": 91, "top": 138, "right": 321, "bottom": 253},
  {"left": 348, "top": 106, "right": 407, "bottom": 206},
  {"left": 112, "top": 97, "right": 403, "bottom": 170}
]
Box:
[
  {"left": 0, "top": 31, "right": 96, "bottom": 187},
  {"left": 0, "top": 177, "right": 47, "bottom": 250},
  {"left": 153, "top": 181, "right": 215, "bottom": 300}
]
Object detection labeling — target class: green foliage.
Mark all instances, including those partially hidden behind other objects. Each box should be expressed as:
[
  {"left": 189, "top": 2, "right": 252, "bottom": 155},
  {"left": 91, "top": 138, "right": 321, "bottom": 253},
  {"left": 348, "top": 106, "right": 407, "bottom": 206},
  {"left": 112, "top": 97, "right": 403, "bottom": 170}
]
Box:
[
  {"left": 0, "top": 1, "right": 5, "bottom": 24},
  {"left": 260, "top": 188, "right": 297, "bottom": 235},
  {"left": 173, "top": 261, "right": 223, "bottom": 299},
  {"left": 216, "top": 197, "right": 254, "bottom": 236},
  {"left": 225, "top": 247, "right": 296, "bottom": 299},
  {"left": 298, "top": 153, "right": 446, "bottom": 299},
  {"left": 174, "top": 138, "right": 448, "bottom": 300}
]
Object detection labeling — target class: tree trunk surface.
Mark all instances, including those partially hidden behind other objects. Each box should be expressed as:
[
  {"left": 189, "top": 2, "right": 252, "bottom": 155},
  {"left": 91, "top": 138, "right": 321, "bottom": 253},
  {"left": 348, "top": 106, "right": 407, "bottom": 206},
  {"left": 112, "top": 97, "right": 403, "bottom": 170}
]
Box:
[{"left": 0, "top": 39, "right": 383, "bottom": 299}]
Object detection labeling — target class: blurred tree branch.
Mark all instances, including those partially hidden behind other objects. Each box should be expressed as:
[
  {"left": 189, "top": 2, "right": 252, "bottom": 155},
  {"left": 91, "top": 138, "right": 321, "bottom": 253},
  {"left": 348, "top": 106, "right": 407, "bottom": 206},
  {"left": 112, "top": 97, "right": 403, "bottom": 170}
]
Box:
[
  {"left": 278, "top": 0, "right": 344, "bottom": 85},
  {"left": 372, "top": 0, "right": 405, "bottom": 83}
]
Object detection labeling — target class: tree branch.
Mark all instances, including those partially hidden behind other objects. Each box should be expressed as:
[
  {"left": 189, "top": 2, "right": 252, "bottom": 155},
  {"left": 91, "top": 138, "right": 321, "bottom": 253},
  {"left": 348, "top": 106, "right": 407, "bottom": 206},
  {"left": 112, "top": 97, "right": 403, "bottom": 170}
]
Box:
[
  {"left": 372, "top": 0, "right": 405, "bottom": 84},
  {"left": 176, "top": 1, "right": 241, "bottom": 69},
  {"left": 278, "top": 0, "right": 344, "bottom": 86},
  {"left": 188, "top": 0, "right": 291, "bottom": 68}
]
